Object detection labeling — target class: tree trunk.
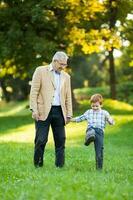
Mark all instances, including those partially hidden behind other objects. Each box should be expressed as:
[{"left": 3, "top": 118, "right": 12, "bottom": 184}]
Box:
[
  {"left": 0, "top": 79, "right": 11, "bottom": 102},
  {"left": 108, "top": 0, "right": 117, "bottom": 99},
  {"left": 72, "top": 89, "right": 78, "bottom": 111},
  {"left": 108, "top": 48, "right": 116, "bottom": 99}
]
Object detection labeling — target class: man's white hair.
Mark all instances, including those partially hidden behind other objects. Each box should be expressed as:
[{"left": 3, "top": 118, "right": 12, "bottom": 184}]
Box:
[{"left": 52, "top": 51, "right": 68, "bottom": 62}]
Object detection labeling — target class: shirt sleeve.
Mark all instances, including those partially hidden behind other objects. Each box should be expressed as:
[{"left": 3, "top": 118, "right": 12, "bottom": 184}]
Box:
[
  {"left": 74, "top": 110, "right": 89, "bottom": 122},
  {"left": 104, "top": 110, "right": 115, "bottom": 125}
]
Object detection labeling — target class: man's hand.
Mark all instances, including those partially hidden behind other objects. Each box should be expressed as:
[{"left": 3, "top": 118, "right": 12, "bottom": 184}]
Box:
[
  {"left": 66, "top": 117, "right": 71, "bottom": 124},
  {"left": 32, "top": 112, "right": 40, "bottom": 121}
]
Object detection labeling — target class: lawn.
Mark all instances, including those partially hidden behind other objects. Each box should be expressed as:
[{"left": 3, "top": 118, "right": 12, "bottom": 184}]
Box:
[{"left": 0, "top": 100, "right": 133, "bottom": 200}]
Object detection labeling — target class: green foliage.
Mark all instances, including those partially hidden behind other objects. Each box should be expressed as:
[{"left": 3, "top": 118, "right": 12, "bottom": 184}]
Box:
[
  {"left": 70, "top": 54, "right": 108, "bottom": 88},
  {"left": 0, "top": 0, "right": 60, "bottom": 67},
  {"left": 65, "top": 0, "right": 133, "bottom": 55},
  {"left": 74, "top": 86, "right": 110, "bottom": 100},
  {"left": 76, "top": 99, "right": 133, "bottom": 116},
  {"left": 74, "top": 82, "right": 133, "bottom": 105},
  {"left": 117, "top": 82, "right": 133, "bottom": 104},
  {"left": 0, "top": 0, "right": 64, "bottom": 101},
  {"left": 0, "top": 0, "right": 133, "bottom": 101}
]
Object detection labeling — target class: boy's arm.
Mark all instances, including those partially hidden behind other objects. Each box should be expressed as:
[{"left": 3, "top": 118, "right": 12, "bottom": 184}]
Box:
[
  {"left": 105, "top": 111, "right": 115, "bottom": 125},
  {"left": 70, "top": 111, "right": 88, "bottom": 123}
]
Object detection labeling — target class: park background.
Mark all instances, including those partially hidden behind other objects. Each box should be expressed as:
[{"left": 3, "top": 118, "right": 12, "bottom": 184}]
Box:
[{"left": 0, "top": 0, "right": 133, "bottom": 199}]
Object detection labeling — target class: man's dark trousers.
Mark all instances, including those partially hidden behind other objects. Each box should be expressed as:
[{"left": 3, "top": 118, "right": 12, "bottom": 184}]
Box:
[
  {"left": 93, "top": 128, "right": 104, "bottom": 170},
  {"left": 34, "top": 106, "right": 65, "bottom": 167}
]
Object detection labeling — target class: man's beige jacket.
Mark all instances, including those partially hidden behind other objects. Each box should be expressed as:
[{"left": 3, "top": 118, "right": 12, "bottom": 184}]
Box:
[{"left": 30, "top": 65, "right": 73, "bottom": 124}]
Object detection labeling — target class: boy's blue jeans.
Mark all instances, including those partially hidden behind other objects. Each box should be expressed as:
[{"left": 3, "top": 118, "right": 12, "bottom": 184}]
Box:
[{"left": 91, "top": 127, "right": 104, "bottom": 170}]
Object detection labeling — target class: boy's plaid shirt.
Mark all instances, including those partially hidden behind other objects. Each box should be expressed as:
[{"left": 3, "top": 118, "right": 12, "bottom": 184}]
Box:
[{"left": 74, "top": 109, "right": 112, "bottom": 130}]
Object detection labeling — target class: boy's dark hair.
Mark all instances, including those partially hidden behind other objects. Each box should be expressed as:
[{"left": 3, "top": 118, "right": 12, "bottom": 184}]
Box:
[{"left": 90, "top": 94, "right": 103, "bottom": 105}]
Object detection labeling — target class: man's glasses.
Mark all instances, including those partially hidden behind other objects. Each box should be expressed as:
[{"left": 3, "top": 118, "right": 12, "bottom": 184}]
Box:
[{"left": 57, "top": 61, "right": 67, "bottom": 68}]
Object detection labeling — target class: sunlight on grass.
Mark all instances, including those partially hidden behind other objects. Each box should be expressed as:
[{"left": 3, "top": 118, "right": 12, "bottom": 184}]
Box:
[
  {"left": 0, "top": 99, "right": 133, "bottom": 145},
  {"left": 0, "top": 101, "right": 29, "bottom": 117},
  {"left": 78, "top": 99, "right": 133, "bottom": 114},
  {"left": 106, "top": 115, "right": 133, "bottom": 134},
  {"left": 0, "top": 124, "right": 34, "bottom": 143},
  {"left": 104, "top": 99, "right": 133, "bottom": 111},
  {"left": 0, "top": 122, "right": 85, "bottom": 144},
  {"left": 0, "top": 115, "right": 133, "bottom": 145}
]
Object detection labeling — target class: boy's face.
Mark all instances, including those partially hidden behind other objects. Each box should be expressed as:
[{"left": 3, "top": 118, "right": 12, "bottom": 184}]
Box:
[{"left": 91, "top": 102, "right": 101, "bottom": 111}]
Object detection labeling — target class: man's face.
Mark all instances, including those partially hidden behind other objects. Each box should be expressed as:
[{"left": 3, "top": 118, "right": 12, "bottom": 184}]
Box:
[
  {"left": 91, "top": 102, "right": 101, "bottom": 110},
  {"left": 54, "top": 60, "right": 67, "bottom": 71}
]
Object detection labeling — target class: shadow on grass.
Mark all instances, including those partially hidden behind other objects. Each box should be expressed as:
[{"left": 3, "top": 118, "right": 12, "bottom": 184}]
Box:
[
  {"left": 0, "top": 114, "right": 33, "bottom": 135},
  {"left": 0, "top": 101, "right": 29, "bottom": 115}
]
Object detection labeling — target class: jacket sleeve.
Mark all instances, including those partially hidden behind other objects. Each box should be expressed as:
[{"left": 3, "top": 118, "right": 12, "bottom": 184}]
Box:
[
  {"left": 65, "top": 76, "right": 73, "bottom": 118},
  {"left": 29, "top": 68, "right": 41, "bottom": 114}
]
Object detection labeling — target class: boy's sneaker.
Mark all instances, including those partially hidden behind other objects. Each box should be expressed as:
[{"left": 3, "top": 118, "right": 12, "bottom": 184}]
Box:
[{"left": 84, "top": 128, "right": 95, "bottom": 146}]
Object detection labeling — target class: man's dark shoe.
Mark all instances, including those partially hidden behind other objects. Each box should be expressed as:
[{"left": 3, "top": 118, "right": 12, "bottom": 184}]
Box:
[
  {"left": 34, "top": 163, "right": 43, "bottom": 168},
  {"left": 34, "top": 164, "right": 40, "bottom": 168},
  {"left": 34, "top": 158, "right": 43, "bottom": 168},
  {"left": 56, "top": 164, "right": 64, "bottom": 168},
  {"left": 38, "top": 162, "right": 43, "bottom": 167}
]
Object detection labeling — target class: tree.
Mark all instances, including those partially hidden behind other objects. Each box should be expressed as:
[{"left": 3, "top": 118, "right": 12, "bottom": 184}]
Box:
[
  {"left": 0, "top": 0, "right": 132, "bottom": 101},
  {"left": 0, "top": 0, "right": 68, "bottom": 100},
  {"left": 63, "top": 0, "right": 133, "bottom": 99}
]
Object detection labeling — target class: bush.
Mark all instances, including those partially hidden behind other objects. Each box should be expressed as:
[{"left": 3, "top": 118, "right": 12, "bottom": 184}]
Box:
[
  {"left": 74, "top": 86, "right": 110, "bottom": 101},
  {"left": 116, "top": 82, "right": 133, "bottom": 104},
  {"left": 74, "top": 82, "right": 133, "bottom": 105}
]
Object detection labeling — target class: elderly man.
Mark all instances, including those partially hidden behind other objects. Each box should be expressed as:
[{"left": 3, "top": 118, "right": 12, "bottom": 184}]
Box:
[{"left": 30, "top": 51, "right": 73, "bottom": 168}]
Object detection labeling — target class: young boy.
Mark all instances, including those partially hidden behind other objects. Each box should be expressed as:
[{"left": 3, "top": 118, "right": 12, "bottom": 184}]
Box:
[{"left": 71, "top": 94, "right": 114, "bottom": 170}]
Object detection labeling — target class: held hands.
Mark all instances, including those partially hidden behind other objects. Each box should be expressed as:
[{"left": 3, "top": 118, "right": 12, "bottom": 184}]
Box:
[
  {"left": 66, "top": 117, "right": 76, "bottom": 124},
  {"left": 32, "top": 114, "right": 77, "bottom": 123},
  {"left": 70, "top": 118, "right": 76, "bottom": 122},
  {"left": 66, "top": 117, "right": 71, "bottom": 124}
]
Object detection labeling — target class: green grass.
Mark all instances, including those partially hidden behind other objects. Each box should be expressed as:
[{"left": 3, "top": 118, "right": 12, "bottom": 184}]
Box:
[{"left": 0, "top": 100, "right": 133, "bottom": 200}]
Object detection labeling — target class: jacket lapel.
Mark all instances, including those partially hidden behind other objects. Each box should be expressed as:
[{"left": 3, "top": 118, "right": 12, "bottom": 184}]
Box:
[
  {"left": 47, "top": 65, "right": 56, "bottom": 89},
  {"left": 47, "top": 64, "right": 65, "bottom": 91},
  {"left": 49, "top": 71, "right": 56, "bottom": 89}
]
